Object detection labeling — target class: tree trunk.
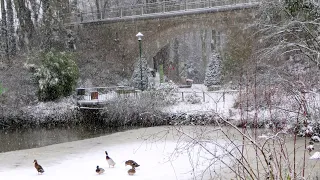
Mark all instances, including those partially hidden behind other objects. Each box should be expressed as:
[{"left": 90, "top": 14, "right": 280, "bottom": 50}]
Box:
[
  {"left": 1, "top": 0, "right": 9, "bottom": 60},
  {"left": 7, "top": 0, "right": 16, "bottom": 56},
  {"left": 14, "top": 0, "right": 35, "bottom": 52},
  {"left": 41, "top": 0, "right": 52, "bottom": 51},
  {"left": 29, "top": 0, "right": 40, "bottom": 27},
  {"left": 95, "top": 0, "right": 101, "bottom": 19}
]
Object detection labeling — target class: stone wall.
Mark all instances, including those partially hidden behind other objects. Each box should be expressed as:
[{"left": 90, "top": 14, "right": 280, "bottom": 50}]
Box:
[{"left": 72, "top": 5, "right": 257, "bottom": 86}]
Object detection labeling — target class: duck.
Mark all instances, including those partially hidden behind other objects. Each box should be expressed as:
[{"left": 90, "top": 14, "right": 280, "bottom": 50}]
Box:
[
  {"left": 128, "top": 167, "right": 136, "bottom": 176},
  {"left": 33, "top": 160, "right": 44, "bottom": 174},
  {"left": 105, "top": 151, "right": 116, "bottom": 168},
  {"left": 125, "top": 160, "right": 140, "bottom": 168},
  {"left": 96, "top": 165, "right": 105, "bottom": 174}
]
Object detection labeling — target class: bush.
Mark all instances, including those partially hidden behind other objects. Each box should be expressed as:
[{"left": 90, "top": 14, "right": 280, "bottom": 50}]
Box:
[
  {"left": 185, "top": 92, "right": 202, "bottom": 104},
  {"left": 34, "top": 51, "right": 79, "bottom": 101},
  {"left": 155, "top": 81, "right": 180, "bottom": 105}
]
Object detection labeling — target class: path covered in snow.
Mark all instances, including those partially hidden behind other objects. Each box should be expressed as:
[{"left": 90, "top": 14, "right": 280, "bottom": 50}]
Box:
[
  {"left": 163, "top": 84, "right": 238, "bottom": 117},
  {"left": 0, "top": 126, "right": 233, "bottom": 180}
]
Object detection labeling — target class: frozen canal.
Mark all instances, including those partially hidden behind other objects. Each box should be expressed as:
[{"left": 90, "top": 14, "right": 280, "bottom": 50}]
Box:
[
  {"left": 0, "top": 126, "right": 125, "bottom": 153},
  {"left": 0, "top": 126, "right": 233, "bottom": 180}
]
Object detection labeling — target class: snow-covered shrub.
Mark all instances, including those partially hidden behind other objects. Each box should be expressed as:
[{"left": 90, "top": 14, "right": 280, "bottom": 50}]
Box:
[
  {"left": 101, "top": 89, "right": 178, "bottom": 126},
  {"left": 185, "top": 92, "right": 201, "bottom": 104},
  {"left": 34, "top": 51, "right": 79, "bottom": 101},
  {"left": 154, "top": 81, "right": 180, "bottom": 105},
  {"left": 117, "top": 79, "right": 130, "bottom": 87},
  {"left": 204, "top": 50, "right": 221, "bottom": 87},
  {"left": 207, "top": 85, "right": 221, "bottom": 91},
  {"left": 156, "top": 81, "right": 178, "bottom": 92}
]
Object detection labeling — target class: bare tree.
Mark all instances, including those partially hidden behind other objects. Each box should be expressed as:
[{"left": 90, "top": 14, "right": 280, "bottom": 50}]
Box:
[
  {"left": 6, "top": 0, "right": 16, "bottom": 56},
  {"left": 41, "top": 0, "right": 53, "bottom": 51},
  {"left": 29, "top": 0, "right": 40, "bottom": 27},
  {"left": 14, "top": 0, "right": 35, "bottom": 51},
  {"left": 1, "top": 0, "right": 9, "bottom": 60},
  {"left": 256, "top": 0, "right": 320, "bottom": 70}
]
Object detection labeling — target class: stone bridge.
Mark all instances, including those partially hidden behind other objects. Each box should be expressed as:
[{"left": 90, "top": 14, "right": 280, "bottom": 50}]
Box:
[{"left": 71, "top": 1, "right": 259, "bottom": 86}]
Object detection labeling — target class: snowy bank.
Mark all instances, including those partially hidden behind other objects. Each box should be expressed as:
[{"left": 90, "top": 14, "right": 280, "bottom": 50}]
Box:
[
  {"left": 0, "top": 126, "right": 235, "bottom": 180},
  {"left": 0, "top": 97, "right": 82, "bottom": 129}
]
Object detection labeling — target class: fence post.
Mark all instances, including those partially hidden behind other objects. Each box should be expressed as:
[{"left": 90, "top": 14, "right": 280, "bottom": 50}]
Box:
[
  {"left": 163, "top": 1, "right": 165, "bottom": 13},
  {"left": 208, "top": 0, "right": 211, "bottom": 8},
  {"left": 182, "top": 92, "right": 184, "bottom": 101},
  {"left": 203, "top": 92, "right": 205, "bottom": 102},
  {"left": 141, "top": 6, "right": 144, "bottom": 15},
  {"left": 80, "top": 12, "right": 83, "bottom": 22},
  {"left": 120, "top": 8, "right": 123, "bottom": 18}
]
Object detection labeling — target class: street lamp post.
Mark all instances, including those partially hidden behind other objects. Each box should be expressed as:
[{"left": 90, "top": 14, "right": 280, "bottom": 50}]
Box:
[{"left": 136, "top": 32, "right": 144, "bottom": 91}]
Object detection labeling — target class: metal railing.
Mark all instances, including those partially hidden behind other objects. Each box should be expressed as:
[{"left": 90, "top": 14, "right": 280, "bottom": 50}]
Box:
[
  {"left": 64, "top": 0, "right": 261, "bottom": 24},
  {"left": 75, "top": 86, "right": 239, "bottom": 109},
  {"left": 76, "top": 86, "right": 138, "bottom": 100}
]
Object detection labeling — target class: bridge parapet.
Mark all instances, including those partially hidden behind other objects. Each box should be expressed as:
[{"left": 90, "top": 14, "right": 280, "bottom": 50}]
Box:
[{"left": 64, "top": 0, "right": 261, "bottom": 24}]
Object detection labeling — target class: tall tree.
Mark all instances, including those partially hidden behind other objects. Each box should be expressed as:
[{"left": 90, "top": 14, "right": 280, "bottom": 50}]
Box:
[
  {"left": 1, "top": 0, "right": 9, "bottom": 60},
  {"left": 41, "top": 0, "right": 52, "bottom": 51},
  {"left": 7, "top": 0, "right": 16, "bottom": 56},
  {"left": 257, "top": 0, "right": 320, "bottom": 69},
  {"left": 39, "top": 0, "right": 69, "bottom": 51},
  {"left": 29, "top": 0, "right": 40, "bottom": 27},
  {"left": 14, "top": 0, "right": 35, "bottom": 51}
]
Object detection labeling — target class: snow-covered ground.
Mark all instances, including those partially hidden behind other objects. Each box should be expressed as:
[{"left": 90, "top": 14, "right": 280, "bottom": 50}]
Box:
[{"left": 0, "top": 126, "right": 233, "bottom": 180}]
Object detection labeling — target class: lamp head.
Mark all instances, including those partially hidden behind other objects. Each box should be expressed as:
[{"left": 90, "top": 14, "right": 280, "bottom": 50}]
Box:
[{"left": 136, "top": 32, "right": 143, "bottom": 41}]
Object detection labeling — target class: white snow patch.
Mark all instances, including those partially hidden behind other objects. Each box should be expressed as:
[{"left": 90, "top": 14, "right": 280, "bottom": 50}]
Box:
[{"left": 310, "top": 152, "right": 320, "bottom": 160}]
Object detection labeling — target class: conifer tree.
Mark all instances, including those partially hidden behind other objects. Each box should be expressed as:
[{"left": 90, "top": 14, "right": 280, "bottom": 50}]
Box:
[{"left": 204, "top": 50, "right": 221, "bottom": 87}]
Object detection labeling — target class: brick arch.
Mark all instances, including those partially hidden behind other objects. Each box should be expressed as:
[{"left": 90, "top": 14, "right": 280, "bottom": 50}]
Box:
[{"left": 74, "top": 6, "right": 256, "bottom": 85}]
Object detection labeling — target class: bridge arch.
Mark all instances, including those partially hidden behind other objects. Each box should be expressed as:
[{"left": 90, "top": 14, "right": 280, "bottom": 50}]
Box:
[{"left": 74, "top": 5, "right": 257, "bottom": 86}]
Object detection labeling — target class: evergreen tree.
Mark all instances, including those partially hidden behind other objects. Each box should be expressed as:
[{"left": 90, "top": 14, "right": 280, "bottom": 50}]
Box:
[
  {"left": 34, "top": 51, "right": 79, "bottom": 101},
  {"left": 204, "top": 50, "right": 221, "bottom": 87},
  {"left": 131, "top": 57, "right": 149, "bottom": 90}
]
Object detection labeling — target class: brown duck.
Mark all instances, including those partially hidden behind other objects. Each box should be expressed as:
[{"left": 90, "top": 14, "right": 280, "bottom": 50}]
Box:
[
  {"left": 125, "top": 160, "right": 140, "bottom": 168},
  {"left": 33, "top": 160, "right": 44, "bottom": 174},
  {"left": 127, "top": 167, "right": 136, "bottom": 176},
  {"left": 96, "top": 165, "right": 105, "bottom": 175}
]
